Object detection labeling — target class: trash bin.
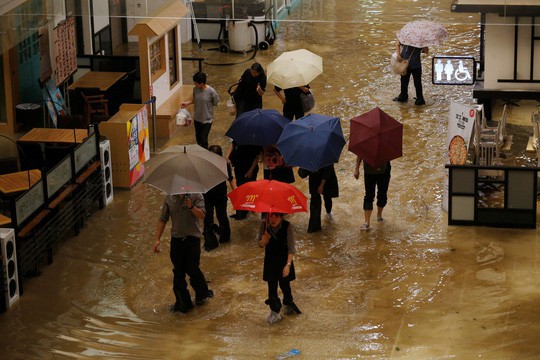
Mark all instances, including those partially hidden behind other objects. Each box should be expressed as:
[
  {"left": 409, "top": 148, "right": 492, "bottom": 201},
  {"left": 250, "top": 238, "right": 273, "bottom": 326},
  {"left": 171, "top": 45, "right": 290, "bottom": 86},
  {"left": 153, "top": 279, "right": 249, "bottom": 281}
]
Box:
[
  {"left": 228, "top": 20, "right": 252, "bottom": 52},
  {"left": 250, "top": 15, "right": 266, "bottom": 48},
  {"left": 16, "top": 103, "right": 42, "bottom": 130}
]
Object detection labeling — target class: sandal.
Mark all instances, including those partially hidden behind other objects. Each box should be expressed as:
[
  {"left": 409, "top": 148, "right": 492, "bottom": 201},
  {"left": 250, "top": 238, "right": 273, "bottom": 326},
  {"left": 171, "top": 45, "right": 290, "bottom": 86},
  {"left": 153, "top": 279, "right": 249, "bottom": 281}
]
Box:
[
  {"left": 360, "top": 223, "right": 370, "bottom": 231},
  {"left": 377, "top": 217, "right": 384, "bottom": 223}
]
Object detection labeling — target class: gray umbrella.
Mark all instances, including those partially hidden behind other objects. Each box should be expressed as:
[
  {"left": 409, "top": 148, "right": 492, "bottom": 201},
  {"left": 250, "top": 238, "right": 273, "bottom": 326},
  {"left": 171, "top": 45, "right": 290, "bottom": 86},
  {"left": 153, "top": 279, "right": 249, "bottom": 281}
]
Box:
[{"left": 143, "top": 144, "right": 228, "bottom": 194}]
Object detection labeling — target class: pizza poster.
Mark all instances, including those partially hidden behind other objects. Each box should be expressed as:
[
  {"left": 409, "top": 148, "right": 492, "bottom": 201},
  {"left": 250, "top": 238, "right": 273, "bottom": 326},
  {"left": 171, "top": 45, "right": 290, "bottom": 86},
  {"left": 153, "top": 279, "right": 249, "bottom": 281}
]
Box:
[{"left": 442, "top": 101, "right": 477, "bottom": 211}]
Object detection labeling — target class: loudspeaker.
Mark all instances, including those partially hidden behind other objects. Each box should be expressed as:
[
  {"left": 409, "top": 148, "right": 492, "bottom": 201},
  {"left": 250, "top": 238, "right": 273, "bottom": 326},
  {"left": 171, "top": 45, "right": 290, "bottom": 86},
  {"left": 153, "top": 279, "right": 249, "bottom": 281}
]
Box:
[
  {"left": 99, "top": 139, "right": 114, "bottom": 206},
  {"left": 0, "top": 228, "right": 19, "bottom": 311}
]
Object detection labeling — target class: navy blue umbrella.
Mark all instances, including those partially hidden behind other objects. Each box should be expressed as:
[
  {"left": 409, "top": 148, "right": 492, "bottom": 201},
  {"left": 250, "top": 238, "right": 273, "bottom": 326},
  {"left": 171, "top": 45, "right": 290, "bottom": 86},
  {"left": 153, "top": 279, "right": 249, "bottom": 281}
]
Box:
[
  {"left": 225, "top": 109, "right": 291, "bottom": 146},
  {"left": 276, "top": 113, "right": 346, "bottom": 172}
]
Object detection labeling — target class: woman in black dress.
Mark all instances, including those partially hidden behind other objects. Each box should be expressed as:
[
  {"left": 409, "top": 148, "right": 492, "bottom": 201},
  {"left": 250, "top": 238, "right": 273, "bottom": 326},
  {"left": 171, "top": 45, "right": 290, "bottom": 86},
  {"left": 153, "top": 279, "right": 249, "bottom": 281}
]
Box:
[
  {"left": 258, "top": 212, "right": 301, "bottom": 324},
  {"left": 233, "top": 62, "right": 267, "bottom": 116}
]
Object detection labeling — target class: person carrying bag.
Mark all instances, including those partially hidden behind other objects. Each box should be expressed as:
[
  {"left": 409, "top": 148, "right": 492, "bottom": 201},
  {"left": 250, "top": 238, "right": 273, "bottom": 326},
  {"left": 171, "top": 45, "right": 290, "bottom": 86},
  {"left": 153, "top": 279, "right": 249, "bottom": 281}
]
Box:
[{"left": 392, "top": 42, "right": 428, "bottom": 106}]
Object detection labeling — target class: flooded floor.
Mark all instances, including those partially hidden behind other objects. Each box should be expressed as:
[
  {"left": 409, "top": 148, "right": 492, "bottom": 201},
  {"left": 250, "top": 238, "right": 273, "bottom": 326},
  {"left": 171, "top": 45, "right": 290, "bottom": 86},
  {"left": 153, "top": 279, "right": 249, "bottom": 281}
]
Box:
[{"left": 2, "top": 0, "right": 540, "bottom": 359}]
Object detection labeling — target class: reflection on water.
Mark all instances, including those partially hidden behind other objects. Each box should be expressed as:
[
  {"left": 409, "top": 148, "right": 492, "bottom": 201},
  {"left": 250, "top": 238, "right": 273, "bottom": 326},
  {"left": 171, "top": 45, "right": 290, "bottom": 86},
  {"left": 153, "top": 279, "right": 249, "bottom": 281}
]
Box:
[{"left": 2, "top": 0, "right": 540, "bottom": 358}]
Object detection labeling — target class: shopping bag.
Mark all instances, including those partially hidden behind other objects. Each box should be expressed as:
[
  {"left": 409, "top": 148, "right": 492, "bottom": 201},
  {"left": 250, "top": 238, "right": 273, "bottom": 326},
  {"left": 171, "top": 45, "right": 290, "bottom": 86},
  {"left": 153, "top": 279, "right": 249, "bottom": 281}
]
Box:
[
  {"left": 176, "top": 108, "right": 192, "bottom": 126},
  {"left": 227, "top": 96, "right": 236, "bottom": 116},
  {"left": 390, "top": 52, "right": 409, "bottom": 76},
  {"left": 300, "top": 91, "right": 315, "bottom": 113}
]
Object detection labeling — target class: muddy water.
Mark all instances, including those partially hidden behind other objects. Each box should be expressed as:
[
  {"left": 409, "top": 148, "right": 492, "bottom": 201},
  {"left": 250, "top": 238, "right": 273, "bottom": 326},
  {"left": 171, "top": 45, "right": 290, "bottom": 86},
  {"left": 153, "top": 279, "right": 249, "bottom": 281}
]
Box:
[{"left": 2, "top": 1, "right": 540, "bottom": 359}]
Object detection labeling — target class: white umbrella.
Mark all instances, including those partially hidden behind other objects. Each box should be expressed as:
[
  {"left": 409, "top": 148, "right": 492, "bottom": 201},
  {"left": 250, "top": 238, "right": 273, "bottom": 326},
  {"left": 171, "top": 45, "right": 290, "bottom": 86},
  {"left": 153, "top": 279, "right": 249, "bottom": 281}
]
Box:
[
  {"left": 267, "top": 49, "right": 323, "bottom": 89},
  {"left": 396, "top": 20, "right": 449, "bottom": 48},
  {"left": 143, "top": 144, "right": 228, "bottom": 194}
]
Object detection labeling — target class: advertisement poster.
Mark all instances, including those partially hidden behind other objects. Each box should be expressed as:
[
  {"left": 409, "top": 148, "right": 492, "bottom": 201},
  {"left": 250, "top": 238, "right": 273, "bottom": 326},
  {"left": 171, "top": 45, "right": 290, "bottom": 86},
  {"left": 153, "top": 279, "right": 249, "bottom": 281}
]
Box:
[
  {"left": 128, "top": 117, "right": 139, "bottom": 171},
  {"left": 126, "top": 106, "right": 149, "bottom": 187},
  {"left": 442, "top": 101, "right": 477, "bottom": 211},
  {"left": 138, "top": 106, "right": 150, "bottom": 164},
  {"left": 41, "top": 78, "right": 67, "bottom": 128}
]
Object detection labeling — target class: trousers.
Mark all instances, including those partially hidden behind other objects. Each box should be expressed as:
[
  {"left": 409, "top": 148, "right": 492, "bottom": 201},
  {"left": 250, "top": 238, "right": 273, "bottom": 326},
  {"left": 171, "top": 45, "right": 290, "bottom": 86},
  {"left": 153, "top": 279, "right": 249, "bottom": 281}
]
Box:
[
  {"left": 170, "top": 236, "right": 209, "bottom": 306},
  {"left": 363, "top": 167, "right": 391, "bottom": 211},
  {"left": 399, "top": 67, "right": 424, "bottom": 100}
]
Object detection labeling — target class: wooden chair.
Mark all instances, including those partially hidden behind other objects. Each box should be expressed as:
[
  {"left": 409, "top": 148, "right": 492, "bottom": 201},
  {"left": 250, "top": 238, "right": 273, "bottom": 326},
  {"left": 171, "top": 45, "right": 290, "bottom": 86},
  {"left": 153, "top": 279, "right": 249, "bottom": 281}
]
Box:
[{"left": 81, "top": 91, "right": 109, "bottom": 124}]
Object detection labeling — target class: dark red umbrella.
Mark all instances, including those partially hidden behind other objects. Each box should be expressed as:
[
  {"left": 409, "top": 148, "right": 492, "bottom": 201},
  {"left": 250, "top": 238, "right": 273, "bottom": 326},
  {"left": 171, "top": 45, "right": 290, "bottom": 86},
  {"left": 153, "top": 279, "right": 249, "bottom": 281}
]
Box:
[
  {"left": 227, "top": 180, "right": 307, "bottom": 214},
  {"left": 348, "top": 107, "right": 403, "bottom": 167}
]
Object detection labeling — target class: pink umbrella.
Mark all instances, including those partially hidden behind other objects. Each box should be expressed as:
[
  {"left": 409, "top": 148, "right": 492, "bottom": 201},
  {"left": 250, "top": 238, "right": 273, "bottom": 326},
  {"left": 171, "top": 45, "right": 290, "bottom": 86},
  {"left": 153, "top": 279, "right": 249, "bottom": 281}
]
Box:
[{"left": 396, "top": 20, "right": 449, "bottom": 48}]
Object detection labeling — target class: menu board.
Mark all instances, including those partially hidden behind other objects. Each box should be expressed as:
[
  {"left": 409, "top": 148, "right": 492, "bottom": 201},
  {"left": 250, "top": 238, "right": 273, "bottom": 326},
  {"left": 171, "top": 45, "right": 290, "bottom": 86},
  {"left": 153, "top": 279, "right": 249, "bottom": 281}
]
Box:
[
  {"left": 54, "top": 17, "right": 77, "bottom": 86},
  {"left": 46, "top": 155, "right": 73, "bottom": 198},
  {"left": 442, "top": 102, "right": 477, "bottom": 211},
  {"left": 15, "top": 180, "right": 45, "bottom": 227},
  {"left": 74, "top": 133, "right": 97, "bottom": 173}
]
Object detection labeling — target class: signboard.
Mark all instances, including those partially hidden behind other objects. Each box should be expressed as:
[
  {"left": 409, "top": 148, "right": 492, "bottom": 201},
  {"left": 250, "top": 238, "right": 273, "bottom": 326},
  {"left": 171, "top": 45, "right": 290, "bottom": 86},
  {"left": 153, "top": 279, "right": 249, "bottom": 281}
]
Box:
[
  {"left": 54, "top": 17, "right": 77, "bottom": 86},
  {"left": 74, "top": 133, "right": 98, "bottom": 173},
  {"left": 432, "top": 56, "right": 476, "bottom": 85},
  {"left": 46, "top": 155, "right": 73, "bottom": 199},
  {"left": 442, "top": 102, "right": 478, "bottom": 211},
  {"left": 15, "top": 180, "right": 45, "bottom": 227}
]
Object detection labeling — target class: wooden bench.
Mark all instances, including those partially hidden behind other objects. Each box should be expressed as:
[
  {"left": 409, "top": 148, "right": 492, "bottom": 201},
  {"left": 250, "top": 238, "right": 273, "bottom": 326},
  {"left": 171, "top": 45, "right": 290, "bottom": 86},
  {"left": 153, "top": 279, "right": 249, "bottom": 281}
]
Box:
[{"left": 151, "top": 85, "right": 194, "bottom": 138}]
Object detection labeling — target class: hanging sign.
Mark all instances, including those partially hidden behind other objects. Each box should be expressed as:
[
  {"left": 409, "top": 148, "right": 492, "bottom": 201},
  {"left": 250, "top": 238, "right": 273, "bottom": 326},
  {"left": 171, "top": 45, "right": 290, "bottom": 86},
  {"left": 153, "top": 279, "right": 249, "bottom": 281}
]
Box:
[{"left": 432, "top": 56, "right": 476, "bottom": 85}]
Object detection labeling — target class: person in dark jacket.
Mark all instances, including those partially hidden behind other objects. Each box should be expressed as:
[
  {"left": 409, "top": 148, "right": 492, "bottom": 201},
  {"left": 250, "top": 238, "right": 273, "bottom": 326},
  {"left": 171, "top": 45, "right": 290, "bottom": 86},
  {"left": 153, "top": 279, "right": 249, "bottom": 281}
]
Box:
[
  {"left": 299, "top": 165, "right": 339, "bottom": 233},
  {"left": 258, "top": 212, "right": 301, "bottom": 324},
  {"left": 226, "top": 140, "right": 261, "bottom": 220},
  {"left": 233, "top": 62, "right": 267, "bottom": 116},
  {"left": 393, "top": 41, "right": 428, "bottom": 106},
  {"left": 273, "top": 85, "right": 311, "bottom": 120},
  {"left": 202, "top": 145, "right": 235, "bottom": 251}
]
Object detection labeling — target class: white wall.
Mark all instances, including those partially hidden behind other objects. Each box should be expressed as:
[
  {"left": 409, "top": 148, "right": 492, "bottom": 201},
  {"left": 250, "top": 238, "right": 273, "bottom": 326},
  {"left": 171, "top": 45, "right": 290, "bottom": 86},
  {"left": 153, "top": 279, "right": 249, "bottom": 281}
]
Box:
[
  {"left": 126, "top": 0, "right": 192, "bottom": 43},
  {"left": 485, "top": 13, "right": 540, "bottom": 90},
  {"left": 146, "top": 26, "right": 184, "bottom": 108}
]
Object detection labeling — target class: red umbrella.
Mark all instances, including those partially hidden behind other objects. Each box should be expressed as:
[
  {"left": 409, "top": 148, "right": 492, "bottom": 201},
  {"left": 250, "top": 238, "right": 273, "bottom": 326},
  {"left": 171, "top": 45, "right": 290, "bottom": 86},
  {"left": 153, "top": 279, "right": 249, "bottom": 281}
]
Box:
[
  {"left": 227, "top": 180, "right": 307, "bottom": 214},
  {"left": 348, "top": 107, "right": 403, "bottom": 168}
]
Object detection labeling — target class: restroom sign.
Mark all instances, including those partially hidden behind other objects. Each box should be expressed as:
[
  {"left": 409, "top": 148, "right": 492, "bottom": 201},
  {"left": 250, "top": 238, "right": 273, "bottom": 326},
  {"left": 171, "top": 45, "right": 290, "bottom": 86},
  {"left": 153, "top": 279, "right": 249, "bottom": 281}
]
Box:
[{"left": 432, "top": 56, "right": 476, "bottom": 85}]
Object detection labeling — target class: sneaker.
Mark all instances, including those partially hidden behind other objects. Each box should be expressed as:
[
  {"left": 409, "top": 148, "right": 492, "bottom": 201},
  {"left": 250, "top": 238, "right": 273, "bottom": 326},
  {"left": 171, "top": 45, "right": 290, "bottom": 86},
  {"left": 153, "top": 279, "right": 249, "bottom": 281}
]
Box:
[
  {"left": 414, "top": 98, "right": 426, "bottom": 106},
  {"left": 267, "top": 311, "right": 283, "bottom": 324},
  {"left": 360, "top": 223, "right": 370, "bottom": 231},
  {"left": 195, "top": 289, "right": 214, "bottom": 306},
  {"left": 393, "top": 96, "right": 408, "bottom": 102}
]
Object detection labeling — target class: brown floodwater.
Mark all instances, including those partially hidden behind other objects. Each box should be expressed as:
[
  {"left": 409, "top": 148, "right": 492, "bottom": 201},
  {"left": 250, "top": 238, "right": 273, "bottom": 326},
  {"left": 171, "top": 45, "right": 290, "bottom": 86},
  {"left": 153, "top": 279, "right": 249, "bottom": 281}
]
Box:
[{"left": 2, "top": 0, "right": 540, "bottom": 359}]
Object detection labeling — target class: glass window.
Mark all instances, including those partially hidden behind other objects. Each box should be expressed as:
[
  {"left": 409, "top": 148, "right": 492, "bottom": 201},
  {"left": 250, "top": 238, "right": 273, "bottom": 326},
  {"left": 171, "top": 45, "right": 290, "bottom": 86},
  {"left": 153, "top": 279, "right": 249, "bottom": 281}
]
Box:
[
  {"left": 150, "top": 37, "right": 166, "bottom": 83},
  {"left": 168, "top": 28, "right": 178, "bottom": 87}
]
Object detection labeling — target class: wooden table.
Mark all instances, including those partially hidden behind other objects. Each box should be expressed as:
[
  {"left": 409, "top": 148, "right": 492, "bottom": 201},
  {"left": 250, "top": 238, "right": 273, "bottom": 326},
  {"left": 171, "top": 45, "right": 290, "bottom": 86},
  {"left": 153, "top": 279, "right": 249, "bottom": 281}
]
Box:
[
  {"left": 0, "top": 214, "right": 11, "bottom": 226},
  {"left": 18, "top": 128, "right": 88, "bottom": 144},
  {"left": 0, "top": 169, "right": 41, "bottom": 195},
  {"left": 68, "top": 71, "right": 127, "bottom": 92}
]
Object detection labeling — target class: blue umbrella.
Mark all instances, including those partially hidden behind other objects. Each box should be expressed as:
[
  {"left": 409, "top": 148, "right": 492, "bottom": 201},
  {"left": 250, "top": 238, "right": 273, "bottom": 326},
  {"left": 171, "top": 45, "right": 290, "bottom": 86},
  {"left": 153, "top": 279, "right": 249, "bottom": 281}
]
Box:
[
  {"left": 276, "top": 113, "right": 346, "bottom": 172},
  {"left": 225, "top": 109, "right": 291, "bottom": 146}
]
